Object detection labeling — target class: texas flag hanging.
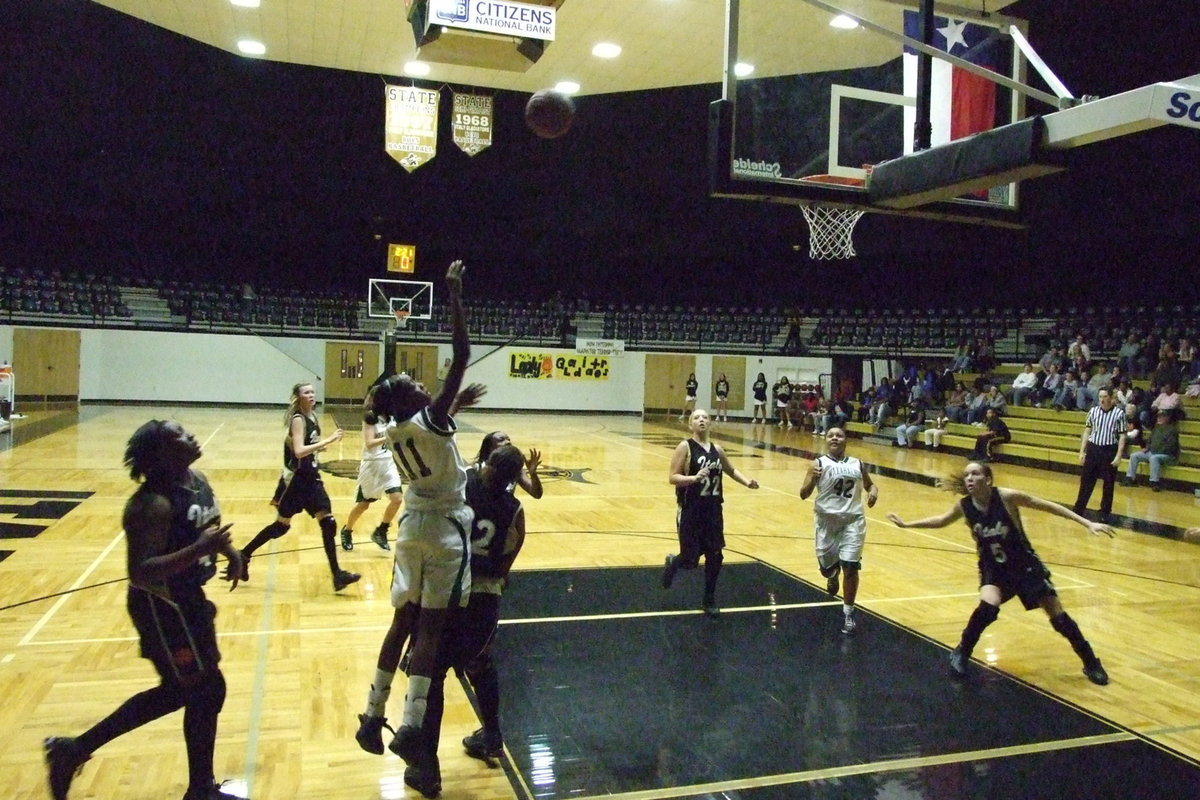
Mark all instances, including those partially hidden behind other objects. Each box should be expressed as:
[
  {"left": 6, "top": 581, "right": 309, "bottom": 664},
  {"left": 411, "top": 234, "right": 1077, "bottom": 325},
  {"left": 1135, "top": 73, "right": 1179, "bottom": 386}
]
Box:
[{"left": 902, "top": 12, "right": 1009, "bottom": 153}]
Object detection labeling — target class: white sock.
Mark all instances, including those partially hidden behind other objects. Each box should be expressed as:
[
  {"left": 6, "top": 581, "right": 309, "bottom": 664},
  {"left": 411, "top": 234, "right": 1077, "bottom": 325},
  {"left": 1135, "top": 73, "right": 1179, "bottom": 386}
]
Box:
[
  {"left": 402, "top": 674, "right": 432, "bottom": 728},
  {"left": 365, "top": 668, "right": 394, "bottom": 717},
  {"left": 843, "top": 604, "right": 854, "bottom": 617}
]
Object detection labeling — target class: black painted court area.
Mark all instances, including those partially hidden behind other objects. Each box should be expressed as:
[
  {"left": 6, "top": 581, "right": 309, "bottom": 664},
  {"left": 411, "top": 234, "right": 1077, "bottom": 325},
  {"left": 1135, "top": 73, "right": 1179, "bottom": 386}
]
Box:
[{"left": 490, "top": 563, "right": 1200, "bottom": 799}]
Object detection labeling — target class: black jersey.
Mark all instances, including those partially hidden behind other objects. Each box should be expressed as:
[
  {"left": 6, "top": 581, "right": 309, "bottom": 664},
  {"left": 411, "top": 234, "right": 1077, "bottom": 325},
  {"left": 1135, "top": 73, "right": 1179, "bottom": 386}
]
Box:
[
  {"left": 465, "top": 468, "right": 522, "bottom": 581},
  {"left": 685, "top": 378, "right": 699, "bottom": 397},
  {"left": 715, "top": 379, "right": 729, "bottom": 398},
  {"left": 960, "top": 488, "right": 1041, "bottom": 572},
  {"left": 676, "top": 439, "right": 723, "bottom": 509},
  {"left": 133, "top": 470, "right": 222, "bottom": 596},
  {"left": 753, "top": 380, "right": 768, "bottom": 402},
  {"left": 284, "top": 412, "right": 321, "bottom": 475}
]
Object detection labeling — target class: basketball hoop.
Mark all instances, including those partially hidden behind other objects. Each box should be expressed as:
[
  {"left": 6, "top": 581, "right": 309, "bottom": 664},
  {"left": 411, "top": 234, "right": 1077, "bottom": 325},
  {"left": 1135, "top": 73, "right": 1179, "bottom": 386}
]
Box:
[
  {"left": 800, "top": 204, "right": 865, "bottom": 259},
  {"left": 393, "top": 309, "right": 410, "bottom": 330}
]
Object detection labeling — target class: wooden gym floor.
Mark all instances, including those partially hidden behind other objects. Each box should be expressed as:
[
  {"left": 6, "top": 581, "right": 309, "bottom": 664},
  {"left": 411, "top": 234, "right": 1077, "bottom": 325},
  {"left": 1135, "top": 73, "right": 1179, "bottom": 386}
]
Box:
[{"left": 1, "top": 404, "right": 1198, "bottom": 799}]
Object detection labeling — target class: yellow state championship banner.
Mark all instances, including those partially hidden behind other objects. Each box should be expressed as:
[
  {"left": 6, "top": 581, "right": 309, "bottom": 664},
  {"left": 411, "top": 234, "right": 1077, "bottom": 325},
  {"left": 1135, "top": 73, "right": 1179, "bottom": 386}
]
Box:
[
  {"left": 509, "top": 353, "right": 610, "bottom": 380},
  {"left": 451, "top": 92, "right": 493, "bottom": 156},
  {"left": 385, "top": 85, "right": 439, "bottom": 172}
]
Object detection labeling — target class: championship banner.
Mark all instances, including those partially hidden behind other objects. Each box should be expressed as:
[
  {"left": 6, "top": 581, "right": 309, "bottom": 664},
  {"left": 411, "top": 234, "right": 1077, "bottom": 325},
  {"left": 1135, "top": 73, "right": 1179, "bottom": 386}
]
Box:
[
  {"left": 509, "top": 353, "right": 611, "bottom": 380},
  {"left": 385, "top": 85, "right": 439, "bottom": 172},
  {"left": 575, "top": 338, "right": 625, "bottom": 356},
  {"left": 451, "top": 92, "right": 493, "bottom": 156}
]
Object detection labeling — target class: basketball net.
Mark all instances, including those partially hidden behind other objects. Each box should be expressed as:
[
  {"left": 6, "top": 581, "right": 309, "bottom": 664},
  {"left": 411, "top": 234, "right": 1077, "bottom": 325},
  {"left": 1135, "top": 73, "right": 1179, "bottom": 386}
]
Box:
[
  {"left": 393, "top": 309, "right": 410, "bottom": 330},
  {"left": 800, "top": 204, "right": 865, "bottom": 259}
]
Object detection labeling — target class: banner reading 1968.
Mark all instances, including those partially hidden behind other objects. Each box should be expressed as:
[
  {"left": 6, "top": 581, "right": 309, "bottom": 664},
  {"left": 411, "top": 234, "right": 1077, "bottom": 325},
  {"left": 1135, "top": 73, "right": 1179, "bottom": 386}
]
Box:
[
  {"left": 509, "top": 353, "right": 610, "bottom": 380},
  {"left": 385, "top": 85, "right": 439, "bottom": 172},
  {"left": 452, "top": 92, "right": 493, "bottom": 157}
]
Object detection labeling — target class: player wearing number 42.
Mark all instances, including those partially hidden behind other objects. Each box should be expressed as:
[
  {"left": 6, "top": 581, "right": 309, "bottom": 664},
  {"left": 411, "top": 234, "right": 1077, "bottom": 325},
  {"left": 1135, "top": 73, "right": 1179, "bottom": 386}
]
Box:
[
  {"left": 799, "top": 427, "right": 878, "bottom": 636},
  {"left": 887, "top": 462, "right": 1113, "bottom": 685},
  {"left": 662, "top": 409, "right": 759, "bottom": 617}
]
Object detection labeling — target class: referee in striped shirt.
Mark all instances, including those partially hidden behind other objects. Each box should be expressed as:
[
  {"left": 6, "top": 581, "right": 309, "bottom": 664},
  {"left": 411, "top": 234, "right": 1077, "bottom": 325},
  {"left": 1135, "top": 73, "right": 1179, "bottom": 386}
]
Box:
[{"left": 1073, "top": 388, "right": 1127, "bottom": 520}]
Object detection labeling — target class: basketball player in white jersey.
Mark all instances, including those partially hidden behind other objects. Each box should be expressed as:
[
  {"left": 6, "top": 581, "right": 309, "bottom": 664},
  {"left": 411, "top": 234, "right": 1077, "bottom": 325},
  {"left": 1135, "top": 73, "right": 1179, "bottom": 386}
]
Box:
[{"left": 799, "top": 427, "right": 878, "bottom": 635}]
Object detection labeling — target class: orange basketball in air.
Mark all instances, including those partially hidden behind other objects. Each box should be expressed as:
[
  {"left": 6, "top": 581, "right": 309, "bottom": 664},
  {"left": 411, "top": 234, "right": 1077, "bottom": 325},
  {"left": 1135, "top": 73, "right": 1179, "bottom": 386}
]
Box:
[{"left": 525, "top": 90, "right": 575, "bottom": 139}]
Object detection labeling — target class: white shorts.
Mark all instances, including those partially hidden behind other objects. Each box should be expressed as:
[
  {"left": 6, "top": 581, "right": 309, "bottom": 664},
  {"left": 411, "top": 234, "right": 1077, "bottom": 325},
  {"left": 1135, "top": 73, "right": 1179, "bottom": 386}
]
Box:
[
  {"left": 814, "top": 513, "right": 866, "bottom": 569},
  {"left": 390, "top": 505, "right": 473, "bottom": 610},
  {"left": 356, "top": 456, "right": 402, "bottom": 502},
  {"left": 754, "top": 400, "right": 766, "bottom": 408}
]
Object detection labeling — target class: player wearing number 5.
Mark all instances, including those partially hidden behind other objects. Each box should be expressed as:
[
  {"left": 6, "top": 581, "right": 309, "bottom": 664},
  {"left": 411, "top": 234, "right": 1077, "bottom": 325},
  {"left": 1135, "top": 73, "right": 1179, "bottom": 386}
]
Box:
[
  {"left": 662, "top": 408, "right": 759, "bottom": 617},
  {"left": 355, "top": 260, "right": 484, "bottom": 788},
  {"left": 887, "top": 462, "right": 1113, "bottom": 685},
  {"left": 799, "top": 427, "right": 878, "bottom": 635}
]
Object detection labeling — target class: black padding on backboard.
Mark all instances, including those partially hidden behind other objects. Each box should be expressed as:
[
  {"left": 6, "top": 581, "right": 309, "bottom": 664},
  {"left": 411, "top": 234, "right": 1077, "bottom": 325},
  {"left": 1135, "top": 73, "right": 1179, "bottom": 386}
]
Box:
[{"left": 868, "top": 116, "right": 1065, "bottom": 208}]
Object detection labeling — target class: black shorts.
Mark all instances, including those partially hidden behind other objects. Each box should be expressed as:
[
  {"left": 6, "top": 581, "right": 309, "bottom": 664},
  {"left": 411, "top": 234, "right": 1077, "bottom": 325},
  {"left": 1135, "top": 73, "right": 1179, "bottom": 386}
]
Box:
[
  {"left": 979, "top": 559, "right": 1057, "bottom": 611},
  {"left": 677, "top": 501, "right": 724, "bottom": 559},
  {"left": 271, "top": 472, "right": 332, "bottom": 518},
  {"left": 439, "top": 591, "right": 501, "bottom": 671},
  {"left": 128, "top": 588, "right": 220, "bottom": 683}
]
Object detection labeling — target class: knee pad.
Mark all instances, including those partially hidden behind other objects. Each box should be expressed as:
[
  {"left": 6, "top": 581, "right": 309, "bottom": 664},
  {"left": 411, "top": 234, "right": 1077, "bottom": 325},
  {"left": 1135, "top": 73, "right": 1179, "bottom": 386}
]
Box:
[
  {"left": 319, "top": 515, "right": 337, "bottom": 538},
  {"left": 839, "top": 560, "right": 862, "bottom": 572}
]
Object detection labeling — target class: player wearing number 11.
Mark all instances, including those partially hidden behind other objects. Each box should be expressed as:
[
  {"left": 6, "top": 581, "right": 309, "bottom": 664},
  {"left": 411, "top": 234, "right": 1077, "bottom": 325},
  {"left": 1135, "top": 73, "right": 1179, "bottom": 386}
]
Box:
[
  {"left": 886, "top": 462, "right": 1113, "bottom": 685},
  {"left": 799, "top": 427, "right": 878, "bottom": 636},
  {"left": 355, "top": 260, "right": 484, "bottom": 790}
]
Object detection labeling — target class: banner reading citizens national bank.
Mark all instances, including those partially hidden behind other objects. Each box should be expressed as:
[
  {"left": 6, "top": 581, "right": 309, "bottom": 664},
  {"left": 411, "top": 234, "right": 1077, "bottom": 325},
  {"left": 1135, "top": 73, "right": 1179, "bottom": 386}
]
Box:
[{"left": 428, "top": 0, "right": 556, "bottom": 41}]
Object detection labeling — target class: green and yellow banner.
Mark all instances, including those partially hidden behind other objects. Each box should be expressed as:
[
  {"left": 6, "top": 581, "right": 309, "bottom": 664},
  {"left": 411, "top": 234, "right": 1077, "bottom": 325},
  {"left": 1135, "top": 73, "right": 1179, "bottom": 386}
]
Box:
[
  {"left": 509, "top": 353, "right": 610, "bottom": 380},
  {"left": 452, "top": 92, "right": 493, "bottom": 157},
  {"left": 385, "top": 85, "right": 439, "bottom": 172}
]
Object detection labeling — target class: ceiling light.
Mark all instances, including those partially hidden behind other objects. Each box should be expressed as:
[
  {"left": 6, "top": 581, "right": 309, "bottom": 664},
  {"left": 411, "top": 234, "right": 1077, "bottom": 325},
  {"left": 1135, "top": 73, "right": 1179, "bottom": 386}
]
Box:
[
  {"left": 829, "top": 15, "right": 859, "bottom": 29},
  {"left": 554, "top": 81, "right": 580, "bottom": 94},
  {"left": 237, "top": 40, "right": 266, "bottom": 56},
  {"left": 592, "top": 42, "right": 621, "bottom": 59},
  {"left": 230, "top": 0, "right": 260, "bottom": 8},
  {"left": 734, "top": 62, "right": 754, "bottom": 77},
  {"left": 404, "top": 61, "right": 431, "bottom": 76}
]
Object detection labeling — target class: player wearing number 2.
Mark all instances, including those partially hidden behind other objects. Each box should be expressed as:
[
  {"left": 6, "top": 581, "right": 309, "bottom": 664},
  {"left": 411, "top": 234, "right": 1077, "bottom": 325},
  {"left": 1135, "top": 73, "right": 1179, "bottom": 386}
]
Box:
[
  {"left": 799, "top": 427, "right": 878, "bottom": 635},
  {"left": 354, "top": 260, "right": 486, "bottom": 793},
  {"left": 886, "top": 461, "right": 1113, "bottom": 685},
  {"left": 662, "top": 408, "right": 759, "bottom": 617}
]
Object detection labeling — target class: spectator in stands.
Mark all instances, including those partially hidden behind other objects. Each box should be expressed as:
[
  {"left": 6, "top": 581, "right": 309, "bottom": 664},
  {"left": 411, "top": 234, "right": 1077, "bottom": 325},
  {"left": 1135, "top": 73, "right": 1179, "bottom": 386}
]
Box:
[
  {"left": 964, "top": 385, "right": 988, "bottom": 425},
  {"left": 856, "top": 385, "right": 876, "bottom": 423},
  {"left": 1117, "top": 334, "right": 1142, "bottom": 377},
  {"left": 1035, "top": 364, "right": 1063, "bottom": 408},
  {"left": 1113, "top": 378, "right": 1134, "bottom": 407},
  {"left": 1153, "top": 345, "right": 1183, "bottom": 390},
  {"left": 1053, "top": 371, "right": 1081, "bottom": 411},
  {"left": 924, "top": 410, "right": 949, "bottom": 450},
  {"left": 1038, "top": 345, "right": 1064, "bottom": 375},
  {"left": 974, "top": 338, "right": 996, "bottom": 373},
  {"left": 1186, "top": 373, "right": 1200, "bottom": 400},
  {"left": 970, "top": 408, "right": 1011, "bottom": 462},
  {"left": 800, "top": 390, "right": 821, "bottom": 432},
  {"left": 1067, "top": 334, "right": 1091, "bottom": 374},
  {"left": 945, "top": 381, "right": 971, "bottom": 423},
  {"left": 1078, "top": 363, "right": 1113, "bottom": 411},
  {"left": 869, "top": 379, "right": 897, "bottom": 431},
  {"left": 810, "top": 395, "right": 829, "bottom": 434},
  {"left": 824, "top": 395, "right": 853, "bottom": 433},
  {"left": 788, "top": 391, "right": 807, "bottom": 431},
  {"left": 936, "top": 365, "right": 956, "bottom": 403},
  {"left": 1009, "top": 363, "right": 1040, "bottom": 407},
  {"left": 969, "top": 385, "right": 1005, "bottom": 425},
  {"left": 1123, "top": 403, "right": 1145, "bottom": 449},
  {"left": 951, "top": 338, "right": 972, "bottom": 372},
  {"left": 895, "top": 401, "right": 926, "bottom": 448},
  {"left": 1123, "top": 409, "right": 1180, "bottom": 491},
  {"left": 1150, "top": 382, "right": 1183, "bottom": 422},
  {"left": 1179, "top": 337, "right": 1197, "bottom": 380}
]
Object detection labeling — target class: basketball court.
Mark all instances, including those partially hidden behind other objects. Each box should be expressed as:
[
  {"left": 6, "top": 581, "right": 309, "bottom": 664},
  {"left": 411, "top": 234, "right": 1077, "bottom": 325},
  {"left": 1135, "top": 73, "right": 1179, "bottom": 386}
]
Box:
[{"left": 2, "top": 405, "right": 1199, "bottom": 799}]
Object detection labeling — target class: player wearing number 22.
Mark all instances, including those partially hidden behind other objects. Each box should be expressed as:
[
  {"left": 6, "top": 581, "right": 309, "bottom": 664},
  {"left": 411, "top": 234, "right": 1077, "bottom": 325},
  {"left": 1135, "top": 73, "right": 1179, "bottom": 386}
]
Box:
[
  {"left": 887, "top": 462, "right": 1113, "bottom": 685},
  {"left": 799, "top": 427, "right": 878, "bottom": 636},
  {"left": 662, "top": 409, "right": 759, "bottom": 617}
]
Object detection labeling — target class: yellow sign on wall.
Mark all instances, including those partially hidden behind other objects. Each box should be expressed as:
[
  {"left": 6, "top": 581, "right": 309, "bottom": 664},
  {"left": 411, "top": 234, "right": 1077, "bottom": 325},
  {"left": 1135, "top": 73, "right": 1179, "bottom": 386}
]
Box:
[
  {"left": 388, "top": 244, "right": 416, "bottom": 273},
  {"left": 509, "top": 353, "right": 610, "bottom": 380}
]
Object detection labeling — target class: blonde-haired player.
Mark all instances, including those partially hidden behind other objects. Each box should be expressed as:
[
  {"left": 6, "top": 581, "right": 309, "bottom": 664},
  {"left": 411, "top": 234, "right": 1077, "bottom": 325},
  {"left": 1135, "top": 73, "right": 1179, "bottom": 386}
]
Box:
[{"left": 799, "top": 427, "right": 878, "bottom": 635}]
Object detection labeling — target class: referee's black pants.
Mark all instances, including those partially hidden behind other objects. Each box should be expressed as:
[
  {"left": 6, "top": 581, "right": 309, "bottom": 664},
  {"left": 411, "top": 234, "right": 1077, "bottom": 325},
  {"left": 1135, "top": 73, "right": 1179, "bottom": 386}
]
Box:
[{"left": 1074, "top": 442, "right": 1118, "bottom": 515}]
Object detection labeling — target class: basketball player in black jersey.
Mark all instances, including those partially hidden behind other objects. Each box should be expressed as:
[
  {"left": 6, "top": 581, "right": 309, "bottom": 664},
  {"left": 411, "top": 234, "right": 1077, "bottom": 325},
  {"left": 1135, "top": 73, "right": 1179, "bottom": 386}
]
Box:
[
  {"left": 375, "top": 445, "right": 528, "bottom": 798},
  {"left": 44, "top": 421, "right": 246, "bottom": 800},
  {"left": 888, "top": 462, "right": 1114, "bottom": 685},
  {"left": 239, "top": 382, "right": 359, "bottom": 592},
  {"left": 663, "top": 408, "right": 759, "bottom": 616}
]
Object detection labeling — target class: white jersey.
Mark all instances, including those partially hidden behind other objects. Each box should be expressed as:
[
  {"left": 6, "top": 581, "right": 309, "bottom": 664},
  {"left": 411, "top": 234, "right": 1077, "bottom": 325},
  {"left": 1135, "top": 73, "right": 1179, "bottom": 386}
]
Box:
[
  {"left": 812, "top": 455, "right": 865, "bottom": 517},
  {"left": 362, "top": 418, "right": 395, "bottom": 461},
  {"left": 387, "top": 407, "right": 467, "bottom": 511}
]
